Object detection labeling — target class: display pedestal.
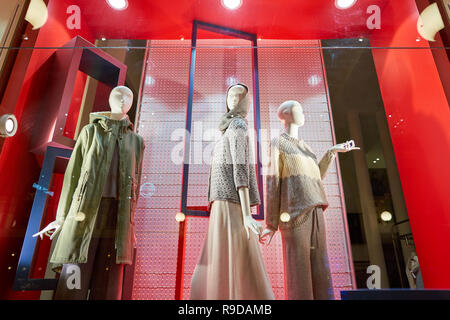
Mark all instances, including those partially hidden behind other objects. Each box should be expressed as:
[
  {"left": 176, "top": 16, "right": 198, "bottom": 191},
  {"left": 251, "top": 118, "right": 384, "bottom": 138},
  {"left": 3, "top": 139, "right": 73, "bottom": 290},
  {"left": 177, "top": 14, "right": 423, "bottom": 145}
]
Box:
[{"left": 341, "top": 289, "right": 450, "bottom": 300}]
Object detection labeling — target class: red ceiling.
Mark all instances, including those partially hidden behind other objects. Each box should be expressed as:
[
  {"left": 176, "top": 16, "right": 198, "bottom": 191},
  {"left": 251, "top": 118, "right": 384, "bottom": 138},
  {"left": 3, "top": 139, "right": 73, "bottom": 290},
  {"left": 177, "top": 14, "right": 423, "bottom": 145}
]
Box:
[{"left": 67, "top": 0, "right": 393, "bottom": 40}]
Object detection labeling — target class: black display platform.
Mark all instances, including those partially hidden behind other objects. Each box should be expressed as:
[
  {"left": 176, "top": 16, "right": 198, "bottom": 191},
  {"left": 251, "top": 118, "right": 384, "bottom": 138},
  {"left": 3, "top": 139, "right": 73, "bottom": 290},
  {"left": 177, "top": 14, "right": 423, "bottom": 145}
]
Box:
[{"left": 341, "top": 289, "right": 450, "bottom": 300}]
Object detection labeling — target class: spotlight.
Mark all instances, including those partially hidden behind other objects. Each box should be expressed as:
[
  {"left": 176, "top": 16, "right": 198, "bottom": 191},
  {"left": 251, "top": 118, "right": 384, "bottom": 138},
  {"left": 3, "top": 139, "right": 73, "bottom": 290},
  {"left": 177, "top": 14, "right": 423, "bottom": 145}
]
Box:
[
  {"left": 25, "top": 0, "right": 49, "bottom": 30},
  {"left": 0, "top": 114, "right": 18, "bottom": 138},
  {"left": 417, "top": 3, "right": 445, "bottom": 42},
  {"left": 175, "top": 212, "right": 186, "bottom": 222},
  {"left": 380, "top": 211, "right": 393, "bottom": 222},
  {"left": 106, "top": 0, "right": 128, "bottom": 10},
  {"left": 222, "top": 0, "right": 242, "bottom": 10},
  {"left": 335, "top": 0, "right": 357, "bottom": 10}
]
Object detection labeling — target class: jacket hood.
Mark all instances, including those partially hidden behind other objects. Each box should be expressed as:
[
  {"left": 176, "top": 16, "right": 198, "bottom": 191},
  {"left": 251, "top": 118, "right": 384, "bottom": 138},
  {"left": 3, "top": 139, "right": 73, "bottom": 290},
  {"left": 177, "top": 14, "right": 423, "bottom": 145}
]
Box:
[
  {"left": 219, "top": 83, "right": 250, "bottom": 133},
  {"left": 89, "top": 112, "right": 134, "bottom": 132}
]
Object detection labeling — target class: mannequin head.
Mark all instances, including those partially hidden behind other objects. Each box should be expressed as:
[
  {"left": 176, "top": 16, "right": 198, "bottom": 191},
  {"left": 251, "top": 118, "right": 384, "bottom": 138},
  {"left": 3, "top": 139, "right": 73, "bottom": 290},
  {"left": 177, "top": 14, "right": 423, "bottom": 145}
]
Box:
[
  {"left": 226, "top": 83, "right": 249, "bottom": 117},
  {"left": 277, "top": 100, "right": 305, "bottom": 127},
  {"left": 109, "top": 86, "right": 133, "bottom": 116}
]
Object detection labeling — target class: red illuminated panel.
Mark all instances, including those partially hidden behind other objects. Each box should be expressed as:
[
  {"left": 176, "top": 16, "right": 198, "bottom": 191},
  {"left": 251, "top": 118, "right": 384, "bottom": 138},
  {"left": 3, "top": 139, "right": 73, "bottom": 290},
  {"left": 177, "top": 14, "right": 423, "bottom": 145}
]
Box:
[
  {"left": 370, "top": 1, "right": 450, "bottom": 288},
  {"left": 132, "top": 43, "right": 191, "bottom": 299}
]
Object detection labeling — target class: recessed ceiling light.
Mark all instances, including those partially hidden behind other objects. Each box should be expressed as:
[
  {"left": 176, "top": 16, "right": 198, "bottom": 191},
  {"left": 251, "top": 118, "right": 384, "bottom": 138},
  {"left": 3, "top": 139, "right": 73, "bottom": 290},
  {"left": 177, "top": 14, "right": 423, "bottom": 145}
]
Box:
[
  {"left": 106, "top": 0, "right": 128, "bottom": 10},
  {"left": 335, "top": 0, "right": 357, "bottom": 10},
  {"left": 222, "top": 0, "right": 242, "bottom": 10}
]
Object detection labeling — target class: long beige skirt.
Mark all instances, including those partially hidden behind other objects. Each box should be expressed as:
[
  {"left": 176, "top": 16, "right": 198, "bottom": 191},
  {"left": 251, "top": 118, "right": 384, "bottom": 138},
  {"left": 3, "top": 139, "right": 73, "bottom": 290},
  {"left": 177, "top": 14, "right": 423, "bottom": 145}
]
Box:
[{"left": 189, "top": 200, "right": 274, "bottom": 300}]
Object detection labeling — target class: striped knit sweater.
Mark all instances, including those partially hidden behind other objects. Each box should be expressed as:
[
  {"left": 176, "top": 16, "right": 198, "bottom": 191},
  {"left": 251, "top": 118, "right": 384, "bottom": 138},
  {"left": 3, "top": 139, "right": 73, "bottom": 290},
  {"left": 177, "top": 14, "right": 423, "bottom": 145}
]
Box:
[{"left": 265, "top": 132, "right": 336, "bottom": 231}]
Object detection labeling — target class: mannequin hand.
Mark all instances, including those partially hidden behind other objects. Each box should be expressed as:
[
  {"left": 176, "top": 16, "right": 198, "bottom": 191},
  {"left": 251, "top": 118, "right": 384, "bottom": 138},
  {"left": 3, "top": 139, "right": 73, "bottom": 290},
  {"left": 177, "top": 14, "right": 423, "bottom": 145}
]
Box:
[
  {"left": 243, "top": 215, "right": 262, "bottom": 240},
  {"left": 259, "top": 228, "right": 275, "bottom": 246},
  {"left": 32, "top": 220, "right": 62, "bottom": 240},
  {"left": 329, "top": 140, "right": 360, "bottom": 153}
]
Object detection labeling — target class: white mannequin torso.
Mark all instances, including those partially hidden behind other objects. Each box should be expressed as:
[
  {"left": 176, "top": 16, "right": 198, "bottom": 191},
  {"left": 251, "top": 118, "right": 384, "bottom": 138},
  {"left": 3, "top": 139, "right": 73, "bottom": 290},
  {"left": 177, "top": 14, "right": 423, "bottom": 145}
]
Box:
[{"left": 259, "top": 100, "right": 360, "bottom": 245}]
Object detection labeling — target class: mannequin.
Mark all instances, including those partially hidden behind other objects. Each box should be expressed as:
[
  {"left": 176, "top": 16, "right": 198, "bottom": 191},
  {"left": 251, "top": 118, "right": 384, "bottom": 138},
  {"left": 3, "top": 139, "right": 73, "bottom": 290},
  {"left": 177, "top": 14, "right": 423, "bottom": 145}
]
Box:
[
  {"left": 33, "top": 86, "right": 145, "bottom": 300},
  {"left": 406, "top": 252, "right": 424, "bottom": 289},
  {"left": 190, "top": 84, "right": 274, "bottom": 300},
  {"left": 225, "top": 84, "right": 261, "bottom": 238},
  {"left": 259, "top": 100, "right": 359, "bottom": 300}
]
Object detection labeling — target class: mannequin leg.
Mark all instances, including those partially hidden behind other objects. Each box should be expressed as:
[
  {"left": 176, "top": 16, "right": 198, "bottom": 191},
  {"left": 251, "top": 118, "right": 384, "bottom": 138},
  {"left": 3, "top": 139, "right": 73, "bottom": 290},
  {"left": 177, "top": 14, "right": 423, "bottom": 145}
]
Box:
[
  {"left": 54, "top": 197, "right": 122, "bottom": 300},
  {"left": 280, "top": 210, "right": 314, "bottom": 300},
  {"left": 89, "top": 198, "right": 124, "bottom": 300},
  {"left": 310, "top": 207, "right": 334, "bottom": 300},
  {"left": 88, "top": 237, "right": 124, "bottom": 300},
  {"left": 54, "top": 235, "right": 100, "bottom": 300}
]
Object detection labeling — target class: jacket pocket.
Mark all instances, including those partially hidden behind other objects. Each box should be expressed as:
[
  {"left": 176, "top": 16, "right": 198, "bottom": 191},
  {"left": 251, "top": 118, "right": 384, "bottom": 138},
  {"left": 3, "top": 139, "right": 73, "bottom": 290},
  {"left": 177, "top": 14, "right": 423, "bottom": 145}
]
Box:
[
  {"left": 130, "top": 177, "right": 137, "bottom": 223},
  {"left": 77, "top": 171, "right": 89, "bottom": 213}
]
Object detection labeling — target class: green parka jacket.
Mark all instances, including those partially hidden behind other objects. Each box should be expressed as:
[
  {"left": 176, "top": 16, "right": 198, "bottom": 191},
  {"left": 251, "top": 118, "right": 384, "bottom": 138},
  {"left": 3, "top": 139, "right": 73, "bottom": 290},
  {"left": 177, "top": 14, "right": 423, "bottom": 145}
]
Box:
[{"left": 50, "top": 112, "right": 145, "bottom": 266}]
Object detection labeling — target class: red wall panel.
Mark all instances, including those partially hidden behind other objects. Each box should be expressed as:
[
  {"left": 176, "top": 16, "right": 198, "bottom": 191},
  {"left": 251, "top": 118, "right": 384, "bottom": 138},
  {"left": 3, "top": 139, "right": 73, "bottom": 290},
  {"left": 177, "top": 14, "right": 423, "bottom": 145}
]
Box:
[
  {"left": 0, "top": 0, "right": 94, "bottom": 299},
  {"left": 370, "top": 1, "right": 450, "bottom": 288}
]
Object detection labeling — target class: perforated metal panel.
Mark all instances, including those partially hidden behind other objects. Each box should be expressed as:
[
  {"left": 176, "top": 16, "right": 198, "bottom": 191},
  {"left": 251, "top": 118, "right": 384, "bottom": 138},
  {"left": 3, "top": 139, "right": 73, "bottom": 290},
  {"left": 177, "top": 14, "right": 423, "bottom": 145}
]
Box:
[
  {"left": 132, "top": 41, "right": 190, "bottom": 300},
  {"left": 257, "top": 40, "right": 354, "bottom": 299},
  {"left": 132, "top": 39, "right": 354, "bottom": 300}
]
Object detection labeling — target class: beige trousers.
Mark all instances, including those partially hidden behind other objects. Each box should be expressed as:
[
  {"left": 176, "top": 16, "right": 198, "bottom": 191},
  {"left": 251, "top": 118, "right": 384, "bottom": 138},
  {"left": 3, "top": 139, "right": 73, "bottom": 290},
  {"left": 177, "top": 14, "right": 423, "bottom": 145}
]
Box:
[{"left": 280, "top": 206, "right": 334, "bottom": 300}]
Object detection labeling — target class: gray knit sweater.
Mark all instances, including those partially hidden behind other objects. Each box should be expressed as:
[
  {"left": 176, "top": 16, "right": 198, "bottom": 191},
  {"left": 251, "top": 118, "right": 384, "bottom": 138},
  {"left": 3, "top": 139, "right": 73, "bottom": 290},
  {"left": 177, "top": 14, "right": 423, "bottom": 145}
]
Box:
[
  {"left": 265, "top": 133, "right": 336, "bottom": 231},
  {"left": 207, "top": 117, "right": 261, "bottom": 207}
]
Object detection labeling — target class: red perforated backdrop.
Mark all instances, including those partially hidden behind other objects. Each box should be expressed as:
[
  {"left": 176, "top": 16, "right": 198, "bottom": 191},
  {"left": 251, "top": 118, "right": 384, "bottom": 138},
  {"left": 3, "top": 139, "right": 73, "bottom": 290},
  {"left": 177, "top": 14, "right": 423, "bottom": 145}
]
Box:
[{"left": 132, "top": 39, "right": 355, "bottom": 299}]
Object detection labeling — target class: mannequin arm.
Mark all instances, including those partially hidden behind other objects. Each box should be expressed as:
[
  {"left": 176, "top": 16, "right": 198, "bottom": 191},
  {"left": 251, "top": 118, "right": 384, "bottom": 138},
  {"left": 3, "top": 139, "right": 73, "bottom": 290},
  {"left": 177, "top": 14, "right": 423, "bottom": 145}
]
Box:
[
  {"left": 135, "top": 137, "right": 145, "bottom": 200},
  {"left": 238, "top": 187, "right": 262, "bottom": 239},
  {"left": 228, "top": 119, "right": 261, "bottom": 239},
  {"left": 33, "top": 220, "right": 62, "bottom": 240},
  {"left": 318, "top": 149, "right": 337, "bottom": 179},
  {"left": 264, "top": 140, "right": 282, "bottom": 232},
  {"left": 55, "top": 126, "right": 89, "bottom": 224},
  {"left": 320, "top": 140, "right": 360, "bottom": 178},
  {"left": 259, "top": 228, "right": 276, "bottom": 245},
  {"left": 260, "top": 140, "right": 282, "bottom": 246}
]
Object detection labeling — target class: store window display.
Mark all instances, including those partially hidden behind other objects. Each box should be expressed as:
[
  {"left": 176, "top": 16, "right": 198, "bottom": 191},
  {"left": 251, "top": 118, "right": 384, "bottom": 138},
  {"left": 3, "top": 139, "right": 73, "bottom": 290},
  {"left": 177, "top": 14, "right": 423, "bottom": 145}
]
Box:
[
  {"left": 259, "top": 100, "right": 359, "bottom": 300},
  {"left": 0, "top": 0, "right": 448, "bottom": 301},
  {"left": 189, "top": 83, "right": 274, "bottom": 300},
  {"left": 33, "top": 86, "right": 145, "bottom": 300}
]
